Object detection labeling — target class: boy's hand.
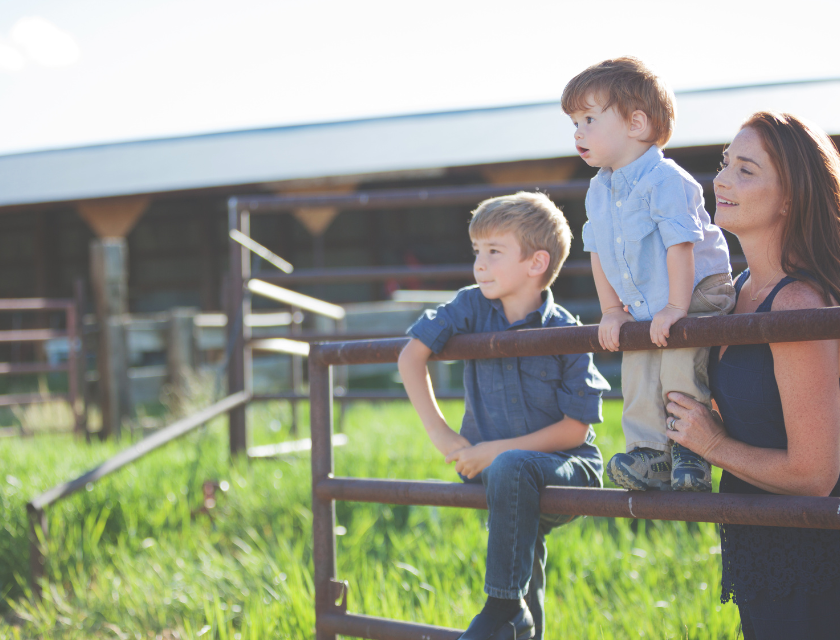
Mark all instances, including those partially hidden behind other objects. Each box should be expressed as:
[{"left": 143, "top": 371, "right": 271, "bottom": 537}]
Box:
[
  {"left": 650, "top": 304, "right": 687, "bottom": 347},
  {"left": 429, "top": 425, "right": 471, "bottom": 457},
  {"left": 445, "top": 441, "right": 503, "bottom": 479},
  {"left": 598, "top": 308, "right": 634, "bottom": 352}
]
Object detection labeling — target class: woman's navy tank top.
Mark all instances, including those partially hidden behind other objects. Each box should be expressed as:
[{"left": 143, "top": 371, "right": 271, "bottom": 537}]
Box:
[{"left": 709, "top": 270, "right": 840, "bottom": 604}]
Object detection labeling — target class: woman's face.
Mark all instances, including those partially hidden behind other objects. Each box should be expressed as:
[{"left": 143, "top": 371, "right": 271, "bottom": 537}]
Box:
[{"left": 713, "top": 126, "right": 786, "bottom": 238}]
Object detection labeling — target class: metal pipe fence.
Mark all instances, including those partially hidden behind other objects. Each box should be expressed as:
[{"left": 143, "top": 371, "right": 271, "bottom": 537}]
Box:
[
  {"left": 0, "top": 292, "right": 85, "bottom": 436},
  {"left": 307, "top": 308, "right": 840, "bottom": 640},
  {"left": 25, "top": 391, "right": 250, "bottom": 597}
]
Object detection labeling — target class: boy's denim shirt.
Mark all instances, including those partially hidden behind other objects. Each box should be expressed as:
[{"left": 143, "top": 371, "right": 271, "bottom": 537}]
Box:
[
  {"left": 407, "top": 285, "right": 609, "bottom": 482},
  {"left": 581, "top": 145, "right": 731, "bottom": 322}
]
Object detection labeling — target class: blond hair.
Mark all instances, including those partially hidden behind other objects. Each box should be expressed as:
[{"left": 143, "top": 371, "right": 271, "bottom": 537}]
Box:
[
  {"left": 469, "top": 191, "right": 571, "bottom": 288},
  {"left": 561, "top": 56, "right": 675, "bottom": 148}
]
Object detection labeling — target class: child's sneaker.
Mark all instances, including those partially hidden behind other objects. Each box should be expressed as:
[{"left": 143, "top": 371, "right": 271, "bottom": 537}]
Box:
[
  {"left": 607, "top": 448, "right": 672, "bottom": 491},
  {"left": 671, "top": 442, "right": 712, "bottom": 492}
]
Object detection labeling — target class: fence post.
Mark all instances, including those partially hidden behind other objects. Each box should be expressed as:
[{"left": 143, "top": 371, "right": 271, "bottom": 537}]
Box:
[
  {"left": 227, "top": 199, "right": 251, "bottom": 456},
  {"left": 72, "top": 279, "right": 89, "bottom": 437},
  {"left": 309, "top": 346, "right": 338, "bottom": 640},
  {"left": 167, "top": 307, "right": 198, "bottom": 401},
  {"left": 27, "top": 505, "right": 47, "bottom": 599},
  {"left": 290, "top": 306, "right": 303, "bottom": 435}
]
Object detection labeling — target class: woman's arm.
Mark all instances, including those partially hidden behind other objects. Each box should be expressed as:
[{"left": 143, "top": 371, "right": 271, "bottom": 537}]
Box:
[
  {"left": 444, "top": 416, "right": 590, "bottom": 479},
  {"left": 667, "top": 282, "right": 840, "bottom": 496}
]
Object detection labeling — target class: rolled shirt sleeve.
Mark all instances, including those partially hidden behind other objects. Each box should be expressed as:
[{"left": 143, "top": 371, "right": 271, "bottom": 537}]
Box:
[
  {"left": 581, "top": 220, "right": 598, "bottom": 253},
  {"left": 556, "top": 351, "right": 610, "bottom": 424},
  {"left": 406, "top": 286, "right": 478, "bottom": 353},
  {"left": 649, "top": 175, "right": 704, "bottom": 249}
]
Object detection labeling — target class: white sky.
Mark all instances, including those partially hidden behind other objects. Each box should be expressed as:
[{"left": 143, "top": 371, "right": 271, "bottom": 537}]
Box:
[{"left": 0, "top": 0, "right": 838, "bottom": 156}]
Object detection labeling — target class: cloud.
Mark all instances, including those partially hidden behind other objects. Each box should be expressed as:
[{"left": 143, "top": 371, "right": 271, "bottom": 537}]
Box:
[
  {"left": 10, "top": 16, "right": 80, "bottom": 68},
  {"left": 0, "top": 40, "right": 25, "bottom": 72}
]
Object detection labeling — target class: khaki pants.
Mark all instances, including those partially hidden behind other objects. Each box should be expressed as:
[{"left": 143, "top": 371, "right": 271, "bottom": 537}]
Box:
[{"left": 621, "top": 273, "right": 736, "bottom": 453}]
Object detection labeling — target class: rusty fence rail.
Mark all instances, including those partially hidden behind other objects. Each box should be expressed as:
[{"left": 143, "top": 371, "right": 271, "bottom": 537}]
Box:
[
  {"left": 25, "top": 390, "right": 250, "bottom": 597},
  {"left": 0, "top": 292, "right": 86, "bottom": 437},
  {"left": 307, "top": 308, "right": 840, "bottom": 640}
]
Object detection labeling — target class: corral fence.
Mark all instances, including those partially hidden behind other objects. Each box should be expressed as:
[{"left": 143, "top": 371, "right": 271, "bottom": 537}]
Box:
[
  {"left": 0, "top": 285, "right": 86, "bottom": 438},
  {"left": 25, "top": 390, "right": 251, "bottom": 597},
  {"left": 225, "top": 184, "right": 745, "bottom": 445},
  {"left": 21, "top": 179, "right": 814, "bottom": 633},
  {"left": 307, "top": 308, "right": 840, "bottom": 640}
]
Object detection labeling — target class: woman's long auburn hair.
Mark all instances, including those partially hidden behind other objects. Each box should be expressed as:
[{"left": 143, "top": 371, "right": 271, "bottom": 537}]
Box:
[{"left": 742, "top": 111, "right": 840, "bottom": 304}]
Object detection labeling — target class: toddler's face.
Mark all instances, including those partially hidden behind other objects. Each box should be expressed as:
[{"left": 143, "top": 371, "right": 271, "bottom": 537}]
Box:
[{"left": 568, "top": 94, "right": 635, "bottom": 170}]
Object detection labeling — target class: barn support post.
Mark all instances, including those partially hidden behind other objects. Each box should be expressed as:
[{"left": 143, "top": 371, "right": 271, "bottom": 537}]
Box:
[
  {"left": 77, "top": 196, "right": 148, "bottom": 440},
  {"left": 227, "top": 199, "right": 251, "bottom": 456},
  {"left": 89, "top": 239, "right": 130, "bottom": 440}
]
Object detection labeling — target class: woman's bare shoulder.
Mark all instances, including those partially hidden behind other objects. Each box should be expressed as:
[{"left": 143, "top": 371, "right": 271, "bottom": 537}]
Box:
[{"left": 771, "top": 278, "right": 832, "bottom": 311}]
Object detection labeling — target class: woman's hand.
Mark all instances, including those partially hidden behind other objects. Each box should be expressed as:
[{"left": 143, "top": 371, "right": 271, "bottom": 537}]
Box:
[
  {"left": 445, "top": 441, "right": 503, "bottom": 479},
  {"left": 665, "top": 392, "right": 728, "bottom": 460}
]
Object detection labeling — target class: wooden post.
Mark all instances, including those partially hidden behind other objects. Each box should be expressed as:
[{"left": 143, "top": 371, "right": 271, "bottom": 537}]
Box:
[
  {"left": 227, "top": 199, "right": 251, "bottom": 456},
  {"left": 74, "top": 279, "right": 91, "bottom": 440},
  {"left": 167, "top": 307, "right": 198, "bottom": 403},
  {"left": 27, "top": 506, "right": 47, "bottom": 599},
  {"left": 89, "top": 239, "right": 130, "bottom": 440}
]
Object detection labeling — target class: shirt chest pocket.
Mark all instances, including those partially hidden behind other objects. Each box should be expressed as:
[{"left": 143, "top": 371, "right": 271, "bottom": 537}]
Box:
[
  {"left": 519, "top": 358, "right": 564, "bottom": 412},
  {"left": 620, "top": 198, "right": 656, "bottom": 242}
]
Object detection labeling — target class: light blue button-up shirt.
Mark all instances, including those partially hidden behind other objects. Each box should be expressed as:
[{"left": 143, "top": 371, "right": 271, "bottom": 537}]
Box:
[
  {"left": 407, "top": 286, "right": 609, "bottom": 483},
  {"left": 581, "top": 146, "right": 731, "bottom": 321}
]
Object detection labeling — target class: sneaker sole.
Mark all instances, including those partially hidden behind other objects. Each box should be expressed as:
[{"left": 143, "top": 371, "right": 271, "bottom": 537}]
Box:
[
  {"left": 671, "top": 475, "right": 712, "bottom": 492},
  {"left": 607, "top": 462, "right": 672, "bottom": 491}
]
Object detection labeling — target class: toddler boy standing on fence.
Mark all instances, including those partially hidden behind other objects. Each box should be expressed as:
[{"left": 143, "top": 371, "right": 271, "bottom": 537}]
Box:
[
  {"left": 561, "top": 57, "right": 735, "bottom": 492},
  {"left": 398, "top": 192, "right": 609, "bottom": 640}
]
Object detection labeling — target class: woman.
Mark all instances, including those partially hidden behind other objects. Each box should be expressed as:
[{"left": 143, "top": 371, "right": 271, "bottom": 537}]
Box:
[{"left": 666, "top": 111, "right": 840, "bottom": 639}]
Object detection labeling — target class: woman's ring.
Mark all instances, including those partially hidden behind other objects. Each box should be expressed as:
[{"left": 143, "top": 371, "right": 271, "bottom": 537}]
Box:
[{"left": 667, "top": 416, "right": 678, "bottom": 431}]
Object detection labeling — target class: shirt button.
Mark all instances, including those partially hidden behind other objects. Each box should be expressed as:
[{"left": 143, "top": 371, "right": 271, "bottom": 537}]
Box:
[
  {"left": 616, "top": 237, "right": 622, "bottom": 243},
  {"left": 633, "top": 180, "right": 637, "bottom": 185},
  {"left": 616, "top": 200, "right": 622, "bottom": 207},
  {"left": 506, "top": 364, "right": 512, "bottom": 370},
  {"left": 623, "top": 273, "right": 629, "bottom": 279},
  {"left": 511, "top": 397, "right": 518, "bottom": 404},
  {"left": 578, "top": 390, "right": 585, "bottom": 397},
  {"left": 438, "top": 319, "right": 445, "bottom": 326},
  {"left": 540, "top": 371, "right": 546, "bottom": 377},
  {"left": 634, "top": 301, "right": 641, "bottom": 307}
]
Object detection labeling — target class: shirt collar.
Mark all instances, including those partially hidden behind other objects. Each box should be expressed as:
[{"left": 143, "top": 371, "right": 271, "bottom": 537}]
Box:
[
  {"left": 488, "top": 289, "right": 554, "bottom": 328},
  {"left": 595, "top": 145, "right": 662, "bottom": 188}
]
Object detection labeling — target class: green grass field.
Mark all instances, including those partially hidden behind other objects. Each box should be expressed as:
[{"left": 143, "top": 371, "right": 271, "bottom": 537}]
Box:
[{"left": 0, "top": 399, "right": 741, "bottom": 639}]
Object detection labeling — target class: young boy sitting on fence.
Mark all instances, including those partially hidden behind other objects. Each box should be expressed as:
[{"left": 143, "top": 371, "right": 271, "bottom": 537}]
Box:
[
  {"left": 561, "top": 57, "right": 735, "bottom": 492},
  {"left": 398, "top": 192, "right": 609, "bottom": 640}
]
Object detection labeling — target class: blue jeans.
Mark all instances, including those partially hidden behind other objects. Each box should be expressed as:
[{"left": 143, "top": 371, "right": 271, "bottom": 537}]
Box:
[
  {"left": 462, "top": 450, "right": 598, "bottom": 640},
  {"left": 738, "top": 581, "right": 840, "bottom": 639}
]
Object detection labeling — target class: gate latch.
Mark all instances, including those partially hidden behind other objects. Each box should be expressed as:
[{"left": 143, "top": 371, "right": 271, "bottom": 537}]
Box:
[{"left": 329, "top": 579, "right": 348, "bottom": 613}]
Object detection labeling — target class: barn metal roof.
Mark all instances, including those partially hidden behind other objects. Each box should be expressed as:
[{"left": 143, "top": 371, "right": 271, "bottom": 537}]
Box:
[{"left": 1, "top": 78, "right": 838, "bottom": 208}]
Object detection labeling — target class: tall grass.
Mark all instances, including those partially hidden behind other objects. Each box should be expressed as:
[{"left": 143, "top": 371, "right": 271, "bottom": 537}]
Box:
[{"left": 0, "top": 400, "right": 740, "bottom": 639}]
